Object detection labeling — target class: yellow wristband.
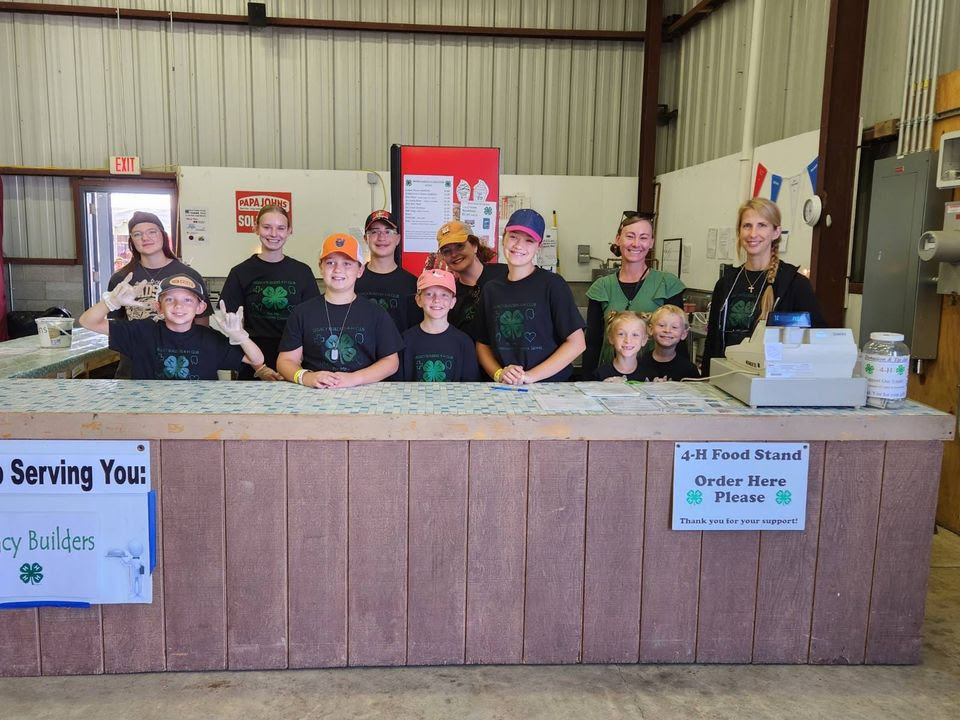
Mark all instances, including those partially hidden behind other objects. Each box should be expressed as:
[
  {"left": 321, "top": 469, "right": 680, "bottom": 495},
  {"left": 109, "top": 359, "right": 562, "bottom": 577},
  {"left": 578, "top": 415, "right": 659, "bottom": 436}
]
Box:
[
  {"left": 493, "top": 368, "right": 504, "bottom": 383},
  {"left": 293, "top": 369, "right": 306, "bottom": 385}
]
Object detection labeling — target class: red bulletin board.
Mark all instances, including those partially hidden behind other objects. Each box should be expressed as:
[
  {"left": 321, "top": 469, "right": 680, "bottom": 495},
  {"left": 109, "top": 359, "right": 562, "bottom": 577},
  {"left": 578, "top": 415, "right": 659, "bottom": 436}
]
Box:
[{"left": 391, "top": 145, "right": 500, "bottom": 275}]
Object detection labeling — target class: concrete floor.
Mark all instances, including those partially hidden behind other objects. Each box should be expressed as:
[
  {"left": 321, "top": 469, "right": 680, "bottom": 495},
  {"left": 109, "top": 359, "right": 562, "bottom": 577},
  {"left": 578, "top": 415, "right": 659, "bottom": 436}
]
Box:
[{"left": 3, "top": 530, "right": 960, "bottom": 720}]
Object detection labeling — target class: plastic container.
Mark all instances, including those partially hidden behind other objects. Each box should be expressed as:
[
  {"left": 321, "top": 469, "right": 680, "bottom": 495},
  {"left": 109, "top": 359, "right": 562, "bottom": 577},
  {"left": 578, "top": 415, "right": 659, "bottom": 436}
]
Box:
[
  {"left": 859, "top": 332, "right": 910, "bottom": 409},
  {"left": 36, "top": 317, "right": 74, "bottom": 348}
]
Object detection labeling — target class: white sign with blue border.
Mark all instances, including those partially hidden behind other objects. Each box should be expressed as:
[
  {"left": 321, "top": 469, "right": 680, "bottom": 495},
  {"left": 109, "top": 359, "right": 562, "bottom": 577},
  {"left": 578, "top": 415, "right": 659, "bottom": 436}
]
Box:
[
  {"left": 672, "top": 442, "right": 809, "bottom": 531},
  {"left": 0, "top": 440, "right": 155, "bottom": 608}
]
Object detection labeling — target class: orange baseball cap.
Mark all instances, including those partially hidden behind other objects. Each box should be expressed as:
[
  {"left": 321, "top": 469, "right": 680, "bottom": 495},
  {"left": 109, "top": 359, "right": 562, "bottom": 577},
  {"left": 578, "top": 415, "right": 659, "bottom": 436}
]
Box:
[
  {"left": 320, "top": 233, "right": 364, "bottom": 263},
  {"left": 417, "top": 269, "right": 457, "bottom": 295}
]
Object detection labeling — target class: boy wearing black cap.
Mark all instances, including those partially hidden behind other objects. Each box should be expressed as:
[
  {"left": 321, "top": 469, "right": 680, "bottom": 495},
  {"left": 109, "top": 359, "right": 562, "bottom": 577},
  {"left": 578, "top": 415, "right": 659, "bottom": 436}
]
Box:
[
  {"left": 354, "top": 210, "right": 420, "bottom": 332},
  {"left": 79, "top": 273, "right": 264, "bottom": 380},
  {"left": 107, "top": 211, "right": 212, "bottom": 323}
]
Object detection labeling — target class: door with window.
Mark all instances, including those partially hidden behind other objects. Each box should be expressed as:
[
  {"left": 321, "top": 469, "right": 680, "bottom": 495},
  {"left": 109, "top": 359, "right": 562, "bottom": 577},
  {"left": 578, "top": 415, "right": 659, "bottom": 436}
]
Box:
[{"left": 73, "top": 179, "right": 177, "bottom": 307}]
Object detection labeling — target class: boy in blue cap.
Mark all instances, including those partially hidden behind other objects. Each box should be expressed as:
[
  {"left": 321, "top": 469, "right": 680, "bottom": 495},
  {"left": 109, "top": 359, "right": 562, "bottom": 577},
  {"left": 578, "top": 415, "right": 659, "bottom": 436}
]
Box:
[{"left": 475, "top": 209, "right": 585, "bottom": 383}]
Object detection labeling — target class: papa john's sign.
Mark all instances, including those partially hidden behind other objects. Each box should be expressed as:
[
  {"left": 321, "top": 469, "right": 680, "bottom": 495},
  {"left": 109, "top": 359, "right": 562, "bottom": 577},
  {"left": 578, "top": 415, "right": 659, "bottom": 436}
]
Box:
[{"left": 235, "top": 191, "right": 292, "bottom": 233}]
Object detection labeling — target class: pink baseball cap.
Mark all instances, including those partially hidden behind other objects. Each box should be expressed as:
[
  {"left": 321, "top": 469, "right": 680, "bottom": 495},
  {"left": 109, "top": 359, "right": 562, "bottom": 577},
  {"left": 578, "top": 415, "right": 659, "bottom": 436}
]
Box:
[{"left": 417, "top": 269, "right": 457, "bottom": 295}]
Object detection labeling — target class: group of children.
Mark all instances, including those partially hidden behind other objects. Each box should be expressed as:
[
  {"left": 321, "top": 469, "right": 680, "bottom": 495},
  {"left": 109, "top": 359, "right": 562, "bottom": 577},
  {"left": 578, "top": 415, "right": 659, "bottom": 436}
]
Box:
[{"left": 79, "top": 206, "right": 699, "bottom": 385}]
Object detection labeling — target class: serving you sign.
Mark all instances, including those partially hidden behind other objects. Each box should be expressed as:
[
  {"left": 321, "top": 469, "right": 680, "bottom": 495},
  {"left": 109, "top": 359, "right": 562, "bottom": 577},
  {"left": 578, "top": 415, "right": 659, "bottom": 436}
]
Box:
[{"left": 672, "top": 442, "right": 809, "bottom": 531}]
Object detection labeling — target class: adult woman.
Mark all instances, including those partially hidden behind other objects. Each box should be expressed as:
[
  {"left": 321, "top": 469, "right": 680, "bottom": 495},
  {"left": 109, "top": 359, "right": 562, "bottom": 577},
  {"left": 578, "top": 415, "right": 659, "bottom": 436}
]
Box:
[
  {"left": 220, "top": 204, "right": 320, "bottom": 380},
  {"left": 581, "top": 212, "right": 685, "bottom": 378},
  {"left": 700, "top": 197, "right": 826, "bottom": 375},
  {"left": 435, "top": 220, "right": 507, "bottom": 339}
]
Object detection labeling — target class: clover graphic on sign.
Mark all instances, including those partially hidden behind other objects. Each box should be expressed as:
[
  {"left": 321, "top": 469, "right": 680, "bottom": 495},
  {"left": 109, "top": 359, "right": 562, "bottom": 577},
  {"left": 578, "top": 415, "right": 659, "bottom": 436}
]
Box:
[
  {"left": 896, "top": 364, "right": 906, "bottom": 376},
  {"left": 499, "top": 309, "right": 525, "bottom": 340},
  {"left": 261, "top": 286, "right": 289, "bottom": 310},
  {"left": 863, "top": 363, "right": 875, "bottom": 375},
  {"left": 775, "top": 490, "right": 792, "bottom": 505},
  {"left": 422, "top": 360, "right": 447, "bottom": 382},
  {"left": 163, "top": 355, "right": 190, "bottom": 379},
  {"left": 686, "top": 490, "right": 703, "bottom": 505},
  {"left": 20, "top": 562, "right": 43, "bottom": 585}
]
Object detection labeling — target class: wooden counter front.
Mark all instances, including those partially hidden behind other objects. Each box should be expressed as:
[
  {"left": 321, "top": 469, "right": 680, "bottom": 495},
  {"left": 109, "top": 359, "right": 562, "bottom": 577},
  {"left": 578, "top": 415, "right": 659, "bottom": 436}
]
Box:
[{"left": 0, "top": 380, "right": 953, "bottom": 675}]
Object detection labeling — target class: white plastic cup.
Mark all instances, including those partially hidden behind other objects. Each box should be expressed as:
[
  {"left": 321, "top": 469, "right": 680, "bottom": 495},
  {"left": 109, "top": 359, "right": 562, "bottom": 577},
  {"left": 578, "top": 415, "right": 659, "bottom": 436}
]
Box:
[{"left": 36, "top": 317, "right": 74, "bottom": 348}]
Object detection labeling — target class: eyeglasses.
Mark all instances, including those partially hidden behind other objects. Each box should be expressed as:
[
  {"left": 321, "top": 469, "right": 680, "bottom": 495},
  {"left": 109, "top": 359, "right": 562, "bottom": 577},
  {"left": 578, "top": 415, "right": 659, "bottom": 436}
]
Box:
[
  {"left": 130, "top": 228, "right": 162, "bottom": 240},
  {"left": 365, "top": 229, "right": 398, "bottom": 237},
  {"left": 621, "top": 210, "right": 655, "bottom": 222}
]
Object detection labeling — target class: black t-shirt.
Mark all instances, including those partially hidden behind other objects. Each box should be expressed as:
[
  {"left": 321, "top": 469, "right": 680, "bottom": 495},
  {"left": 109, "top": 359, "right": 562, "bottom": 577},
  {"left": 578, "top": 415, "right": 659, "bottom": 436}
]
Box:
[
  {"left": 108, "top": 320, "right": 244, "bottom": 380},
  {"left": 721, "top": 270, "right": 768, "bottom": 353},
  {"left": 107, "top": 259, "right": 212, "bottom": 321},
  {"left": 399, "top": 325, "right": 480, "bottom": 382},
  {"left": 278, "top": 295, "right": 403, "bottom": 372},
  {"left": 635, "top": 352, "right": 701, "bottom": 381},
  {"left": 594, "top": 362, "right": 647, "bottom": 382},
  {"left": 449, "top": 263, "right": 509, "bottom": 339},
  {"left": 475, "top": 267, "right": 586, "bottom": 382},
  {"left": 355, "top": 265, "right": 420, "bottom": 333},
  {"left": 220, "top": 254, "right": 320, "bottom": 366}
]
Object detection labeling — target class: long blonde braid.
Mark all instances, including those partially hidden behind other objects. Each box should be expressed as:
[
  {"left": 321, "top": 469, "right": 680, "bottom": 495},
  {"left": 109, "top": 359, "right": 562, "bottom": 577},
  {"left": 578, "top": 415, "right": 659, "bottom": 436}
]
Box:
[{"left": 758, "top": 243, "right": 780, "bottom": 321}]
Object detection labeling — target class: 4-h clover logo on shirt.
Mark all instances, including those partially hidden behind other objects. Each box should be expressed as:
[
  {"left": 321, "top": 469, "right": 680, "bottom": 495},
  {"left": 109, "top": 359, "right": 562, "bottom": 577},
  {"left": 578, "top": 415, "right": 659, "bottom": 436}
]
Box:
[
  {"left": 325, "top": 333, "right": 357, "bottom": 363},
  {"left": 421, "top": 360, "right": 447, "bottom": 382},
  {"left": 728, "top": 299, "right": 755, "bottom": 328},
  {"left": 261, "top": 286, "right": 289, "bottom": 310},
  {"left": 499, "top": 309, "right": 525, "bottom": 340},
  {"left": 163, "top": 355, "right": 190, "bottom": 379},
  {"left": 19, "top": 562, "right": 43, "bottom": 585}
]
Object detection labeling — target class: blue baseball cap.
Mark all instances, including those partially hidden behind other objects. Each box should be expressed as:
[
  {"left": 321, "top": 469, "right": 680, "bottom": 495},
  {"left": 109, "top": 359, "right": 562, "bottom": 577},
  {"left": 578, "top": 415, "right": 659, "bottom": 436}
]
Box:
[{"left": 504, "top": 208, "right": 545, "bottom": 245}]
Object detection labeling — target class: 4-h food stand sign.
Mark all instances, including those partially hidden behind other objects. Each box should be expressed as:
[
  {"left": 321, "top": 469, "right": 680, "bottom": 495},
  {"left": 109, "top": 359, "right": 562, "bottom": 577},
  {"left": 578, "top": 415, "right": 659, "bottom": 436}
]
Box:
[
  {"left": 673, "top": 442, "right": 810, "bottom": 530},
  {"left": 0, "top": 441, "right": 154, "bottom": 607}
]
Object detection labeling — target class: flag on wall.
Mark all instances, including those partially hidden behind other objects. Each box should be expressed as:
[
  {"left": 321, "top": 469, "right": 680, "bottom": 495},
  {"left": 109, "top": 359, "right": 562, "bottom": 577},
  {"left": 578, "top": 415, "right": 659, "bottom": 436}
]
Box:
[
  {"left": 753, "top": 163, "right": 768, "bottom": 197},
  {"left": 0, "top": 176, "right": 7, "bottom": 341}
]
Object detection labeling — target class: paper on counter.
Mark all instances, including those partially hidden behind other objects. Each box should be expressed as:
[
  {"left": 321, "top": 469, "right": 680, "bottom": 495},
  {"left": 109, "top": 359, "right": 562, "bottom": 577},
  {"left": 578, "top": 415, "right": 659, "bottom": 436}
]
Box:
[
  {"left": 535, "top": 394, "right": 606, "bottom": 413},
  {"left": 599, "top": 396, "right": 667, "bottom": 413},
  {"left": 578, "top": 381, "right": 642, "bottom": 396}
]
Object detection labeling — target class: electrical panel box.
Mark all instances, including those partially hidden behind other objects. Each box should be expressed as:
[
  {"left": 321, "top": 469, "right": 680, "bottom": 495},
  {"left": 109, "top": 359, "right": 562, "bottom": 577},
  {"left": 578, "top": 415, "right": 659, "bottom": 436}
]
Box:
[
  {"left": 861, "top": 151, "right": 952, "bottom": 360},
  {"left": 936, "top": 130, "right": 960, "bottom": 189}
]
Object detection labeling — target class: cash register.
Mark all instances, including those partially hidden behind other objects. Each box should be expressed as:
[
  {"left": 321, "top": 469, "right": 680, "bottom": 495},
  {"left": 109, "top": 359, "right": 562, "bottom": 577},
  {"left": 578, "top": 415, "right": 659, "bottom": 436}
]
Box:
[{"left": 709, "top": 312, "right": 868, "bottom": 407}]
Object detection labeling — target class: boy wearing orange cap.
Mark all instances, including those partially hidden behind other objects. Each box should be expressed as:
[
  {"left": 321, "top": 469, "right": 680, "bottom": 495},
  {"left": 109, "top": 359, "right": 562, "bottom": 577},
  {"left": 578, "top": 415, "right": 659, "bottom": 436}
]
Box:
[
  {"left": 399, "top": 269, "right": 479, "bottom": 382},
  {"left": 277, "top": 233, "right": 402, "bottom": 389}
]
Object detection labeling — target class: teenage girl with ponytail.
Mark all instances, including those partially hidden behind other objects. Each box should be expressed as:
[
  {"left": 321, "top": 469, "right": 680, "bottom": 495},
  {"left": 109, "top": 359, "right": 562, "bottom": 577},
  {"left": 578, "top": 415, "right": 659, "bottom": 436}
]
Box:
[{"left": 700, "top": 197, "right": 826, "bottom": 375}]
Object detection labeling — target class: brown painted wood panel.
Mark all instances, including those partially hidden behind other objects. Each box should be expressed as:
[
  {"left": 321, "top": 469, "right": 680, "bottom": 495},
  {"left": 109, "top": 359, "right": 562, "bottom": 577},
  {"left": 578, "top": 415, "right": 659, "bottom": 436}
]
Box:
[
  {"left": 582, "top": 440, "right": 645, "bottom": 663},
  {"left": 866, "top": 440, "right": 943, "bottom": 663},
  {"left": 523, "top": 441, "right": 588, "bottom": 664},
  {"left": 639, "top": 441, "right": 701, "bottom": 662},
  {"left": 347, "top": 440, "right": 408, "bottom": 666},
  {"left": 465, "top": 440, "right": 527, "bottom": 664},
  {"left": 102, "top": 442, "right": 165, "bottom": 673},
  {"left": 809, "top": 440, "right": 884, "bottom": 664},
  {"left": 161, "top": 440, "right": 226, "bottom": 671},
  {"left": 225, "top": 440, "right": 287, "bottom": 669},
  {"left": 38, "top": 606, "right": 102, "bottom": 675},
  {"left": 696, "top": 530, "right": 759, "bottom": 663},
  {"left": 287, "top": 441, "right": 347, "bottom": 668},
  {"left": 0, "top": 609, "right": 39, "bottom": 676},
  {"left": 753, "top": 442, "right": 825, "bottom": 663},
  {"left": 407, "top": 441, "right": 468, "bottom": 665}
]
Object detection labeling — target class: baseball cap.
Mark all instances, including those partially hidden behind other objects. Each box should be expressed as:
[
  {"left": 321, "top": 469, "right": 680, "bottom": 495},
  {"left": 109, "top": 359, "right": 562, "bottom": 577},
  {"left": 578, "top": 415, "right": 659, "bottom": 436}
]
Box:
[
  {"left": 436, "top": 220, "right": 472, "bottom": 249},
  {"left": 158, "top": 273, "right": 207, "bottom": 301},
  {"left": 364, "top": 209, "right": 398, "bottom": 231},
  {"left": 320, "top": 233, "right": 364, "bottom": 263},
  {"left": 416, "top": 269, "right": 457, "bottom": 295},
  {"left": 128, "top": 211, "right": 166, "bottom": 234},
  {"left": 504, "top": 208, "right": 545, "bottom": 245}
]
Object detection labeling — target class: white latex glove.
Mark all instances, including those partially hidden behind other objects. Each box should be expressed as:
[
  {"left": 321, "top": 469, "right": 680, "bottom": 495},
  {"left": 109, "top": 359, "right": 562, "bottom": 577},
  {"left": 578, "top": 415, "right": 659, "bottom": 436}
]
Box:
[
  {"left": 214, "top": 300, "right": 250, "bottom": 345},
  {"left": 102, "top": 273, "right": 149, "bottom": 311}
]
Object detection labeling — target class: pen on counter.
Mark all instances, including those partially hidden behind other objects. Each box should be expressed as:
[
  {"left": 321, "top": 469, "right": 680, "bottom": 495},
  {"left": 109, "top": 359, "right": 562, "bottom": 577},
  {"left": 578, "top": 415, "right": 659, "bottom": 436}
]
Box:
[{"left": 490, "top": 385, "right": 530, "bottom": 393}]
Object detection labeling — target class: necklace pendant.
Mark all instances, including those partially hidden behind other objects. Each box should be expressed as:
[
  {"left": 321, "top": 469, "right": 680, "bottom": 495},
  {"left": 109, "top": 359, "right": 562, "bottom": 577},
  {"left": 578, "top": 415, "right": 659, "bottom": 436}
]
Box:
[
  {"left": 330, "top": 348, "right": 339, "bottom": 361},
  {"left": 748, "top": 284, "right": 755, "bottom": 293}
]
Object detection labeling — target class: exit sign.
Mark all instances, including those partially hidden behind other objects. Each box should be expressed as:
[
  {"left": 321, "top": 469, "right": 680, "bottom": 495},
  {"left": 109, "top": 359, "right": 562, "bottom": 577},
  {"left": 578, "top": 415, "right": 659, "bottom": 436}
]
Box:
[{"left": 110, "top": 156, "right": 141, "bottom": 175}]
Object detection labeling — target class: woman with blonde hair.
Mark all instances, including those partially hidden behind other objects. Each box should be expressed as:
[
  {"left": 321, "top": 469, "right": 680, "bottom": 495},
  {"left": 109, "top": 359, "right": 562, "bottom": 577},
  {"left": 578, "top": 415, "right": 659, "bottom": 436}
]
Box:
[{"left": 700, "top": 197, "right": 825, "bottom": 375}]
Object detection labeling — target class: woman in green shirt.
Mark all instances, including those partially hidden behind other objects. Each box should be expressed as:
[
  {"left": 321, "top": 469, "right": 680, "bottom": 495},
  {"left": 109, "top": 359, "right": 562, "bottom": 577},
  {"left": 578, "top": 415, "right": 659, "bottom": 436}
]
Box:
[{"left": 581, "top": 212, "right": 685, "bottom": 378}]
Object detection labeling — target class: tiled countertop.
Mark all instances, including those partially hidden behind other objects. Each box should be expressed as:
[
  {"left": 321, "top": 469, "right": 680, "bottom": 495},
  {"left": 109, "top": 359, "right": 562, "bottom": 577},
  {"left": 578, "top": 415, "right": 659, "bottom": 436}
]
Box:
[
  {"left": 0, "top": 378, "right": 952, "bottom": 442},
  {"left": 0, "top": 328, "right": 115, "bottom": 378}
]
